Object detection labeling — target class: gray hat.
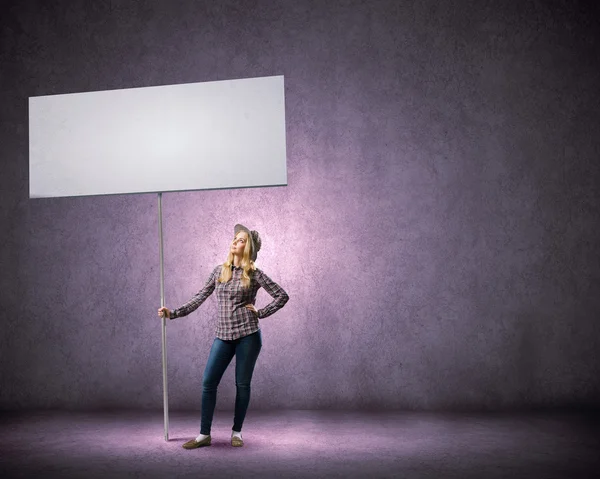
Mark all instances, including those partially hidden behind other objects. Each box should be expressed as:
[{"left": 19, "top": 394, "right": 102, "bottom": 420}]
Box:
[{"left": 234, "top": 224, "right": 261, "bottom": 262}]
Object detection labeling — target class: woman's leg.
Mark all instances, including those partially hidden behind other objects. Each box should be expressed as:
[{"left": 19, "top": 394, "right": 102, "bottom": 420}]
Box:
[
  {"left": 200, "top": 338, "right": 235, "bottom": 435},
  {"left": 232, "top": 330, "right": 263, "bottom": 432}
]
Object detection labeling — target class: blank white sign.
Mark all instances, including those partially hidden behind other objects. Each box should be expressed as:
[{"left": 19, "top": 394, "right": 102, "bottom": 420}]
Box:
[{"left": 29, "top": 75, "right": 287, "bottom": 198}]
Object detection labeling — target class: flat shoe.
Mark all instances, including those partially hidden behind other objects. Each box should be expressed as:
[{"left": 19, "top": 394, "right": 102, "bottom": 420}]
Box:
[
  {"left": 231, "top": 435, "right": 244, "bottom": 447},
  {"left": 182, "top": 436, "right": 211, "bottom": 449}
]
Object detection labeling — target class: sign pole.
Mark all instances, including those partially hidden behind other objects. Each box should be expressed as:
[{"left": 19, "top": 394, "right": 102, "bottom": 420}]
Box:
[{"left": 158, "top": 192, "right": 169, "bottom": 440}]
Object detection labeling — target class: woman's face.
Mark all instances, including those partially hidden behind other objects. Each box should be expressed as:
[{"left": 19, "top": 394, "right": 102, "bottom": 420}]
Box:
[{"left": 231, "top": 231, "right": 248, "bottom": 256}]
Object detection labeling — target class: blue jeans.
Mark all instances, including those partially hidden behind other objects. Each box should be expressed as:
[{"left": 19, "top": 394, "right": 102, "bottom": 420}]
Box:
[{"left": 200, "top": 330, "right": 262, "bottom": 435}]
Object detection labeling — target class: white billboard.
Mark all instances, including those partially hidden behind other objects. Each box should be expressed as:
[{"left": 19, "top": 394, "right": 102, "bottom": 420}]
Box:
[{"left": 29, "top": 75, "right": 287, "bottom": 198}]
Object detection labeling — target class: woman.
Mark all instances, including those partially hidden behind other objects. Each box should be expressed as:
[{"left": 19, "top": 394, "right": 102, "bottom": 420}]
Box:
[{"left": 158, "top": 224, "right": 289, "bottom": 449}]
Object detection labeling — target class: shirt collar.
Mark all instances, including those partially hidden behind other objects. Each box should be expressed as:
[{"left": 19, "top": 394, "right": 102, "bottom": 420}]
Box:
[{"left": 231, "top": 264, "right": 242, "bottom": 270}]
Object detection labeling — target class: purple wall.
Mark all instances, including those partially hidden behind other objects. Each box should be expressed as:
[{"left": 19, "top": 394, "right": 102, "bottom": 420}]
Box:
[{"left": 1, "top": 0, "right": 599, "bottom": 411}]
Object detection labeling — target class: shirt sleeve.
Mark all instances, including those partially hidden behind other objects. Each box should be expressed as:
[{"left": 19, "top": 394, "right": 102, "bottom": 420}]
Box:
[
  {"left": 254, "top": 269, "right": 289, "bottom": 319},
  {"left": 170, "top": 265, "right": 221, "bottom": 320}
]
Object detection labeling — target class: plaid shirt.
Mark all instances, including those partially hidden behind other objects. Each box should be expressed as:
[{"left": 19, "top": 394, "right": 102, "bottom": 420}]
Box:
[{"left": 170, "top": 264, "right": 289, "bottom": 340}]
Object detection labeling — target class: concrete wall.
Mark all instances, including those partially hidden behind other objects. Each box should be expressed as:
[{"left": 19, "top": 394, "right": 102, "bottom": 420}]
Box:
[{"left": 1, "top": 0, "right": 599, "bottom": 410}]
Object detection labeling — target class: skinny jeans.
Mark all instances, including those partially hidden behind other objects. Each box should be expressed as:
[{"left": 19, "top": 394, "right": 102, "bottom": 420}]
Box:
[{"left": 200, "top": 329, "right": 262, "bottom": 435}]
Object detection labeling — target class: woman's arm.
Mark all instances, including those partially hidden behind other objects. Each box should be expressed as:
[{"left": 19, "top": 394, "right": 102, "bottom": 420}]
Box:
[
  {"left": 170, "top": 265, "right": 221, "bottom": 320},
  {"left": 254, "top": 269, "right": 289, "bottom": 319}
]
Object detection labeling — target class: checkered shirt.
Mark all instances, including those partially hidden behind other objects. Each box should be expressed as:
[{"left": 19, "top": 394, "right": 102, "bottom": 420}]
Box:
[{"left": 170, "top": 264, "right": 289, "bottom": 340}]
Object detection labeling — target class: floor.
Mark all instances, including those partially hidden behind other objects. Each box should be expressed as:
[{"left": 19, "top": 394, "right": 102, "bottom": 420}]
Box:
[{"left": 1, "top": 409, "right": 598, "bottom": 478}]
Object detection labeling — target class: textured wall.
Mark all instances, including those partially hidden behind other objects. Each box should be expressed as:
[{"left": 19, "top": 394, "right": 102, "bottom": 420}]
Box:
[{"left": 1, "top": 0, "right": 599, "bottom": 411}]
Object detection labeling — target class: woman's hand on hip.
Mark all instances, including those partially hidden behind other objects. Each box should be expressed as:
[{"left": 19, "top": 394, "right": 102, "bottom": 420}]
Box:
[{"left": 245, "top": 304, "right": 258, "bottom": 315}]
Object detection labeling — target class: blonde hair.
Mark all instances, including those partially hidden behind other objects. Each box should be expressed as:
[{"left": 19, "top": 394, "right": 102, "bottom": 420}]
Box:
[{"left": 218, "top": 231, "right": 256, "bottom": 288}]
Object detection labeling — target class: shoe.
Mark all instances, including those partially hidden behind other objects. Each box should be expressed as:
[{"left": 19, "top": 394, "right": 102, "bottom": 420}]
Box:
[
  {"left": 231, "top": 435, "right": 244, "bottom": 447},
  {"left": 182, "top": 435, "right": 211, "bottom": 449}
]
